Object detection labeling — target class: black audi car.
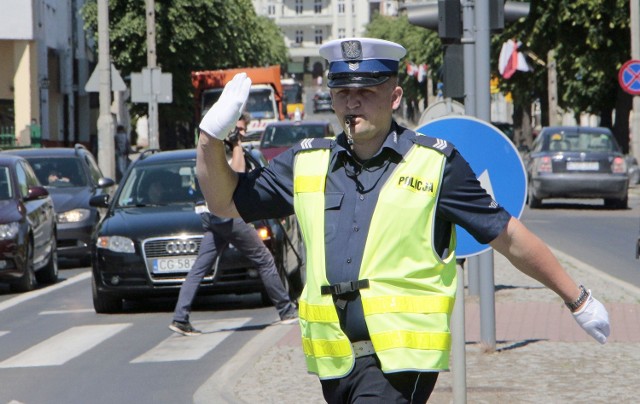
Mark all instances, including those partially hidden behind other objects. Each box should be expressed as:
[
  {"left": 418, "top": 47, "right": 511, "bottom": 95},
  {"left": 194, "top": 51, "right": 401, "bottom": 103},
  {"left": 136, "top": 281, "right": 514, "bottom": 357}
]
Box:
[{"left": 89, "top": 148, "right": 304, "bottom": 313}]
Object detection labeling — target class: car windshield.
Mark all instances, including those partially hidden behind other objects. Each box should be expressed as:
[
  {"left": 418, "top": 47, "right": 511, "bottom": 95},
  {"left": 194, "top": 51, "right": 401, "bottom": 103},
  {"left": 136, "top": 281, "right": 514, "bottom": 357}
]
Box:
[
  {"left": 261, "top": 124, "right": 328, "bottom": 148},
  {"left": 28, "top": 157, "right": 87, "bottom": 187},
  {"left": 116, "top": 161, "right": 203, "bottom": 207},
  {"left": 541, "top": 130, "right": 619, "bottom": 153},
  {"left": 0, "top": 167, "right": 12, "bottom": 200}
]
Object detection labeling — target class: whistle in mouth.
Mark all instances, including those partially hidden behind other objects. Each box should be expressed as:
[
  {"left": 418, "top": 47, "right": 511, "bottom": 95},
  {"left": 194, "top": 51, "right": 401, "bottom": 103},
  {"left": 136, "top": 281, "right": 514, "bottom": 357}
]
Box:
[{"left": 345, "top": 115, "right": 355, "bottom": 126}]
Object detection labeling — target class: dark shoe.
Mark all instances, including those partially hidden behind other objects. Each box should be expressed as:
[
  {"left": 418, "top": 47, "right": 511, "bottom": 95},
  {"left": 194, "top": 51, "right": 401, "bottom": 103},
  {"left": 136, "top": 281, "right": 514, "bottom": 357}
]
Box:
[
  {"left": 279, "top": 309, "right": 299, "bottom": 325},
  {"left": 169, "top": 321, "right": 202, "bottom": 336}
]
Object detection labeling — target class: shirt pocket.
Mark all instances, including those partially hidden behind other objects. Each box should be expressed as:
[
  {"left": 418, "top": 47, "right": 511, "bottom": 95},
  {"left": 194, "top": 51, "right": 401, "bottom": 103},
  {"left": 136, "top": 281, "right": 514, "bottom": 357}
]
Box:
[{"left": 324, "top": 192, "right": 344, "bottom": 244}]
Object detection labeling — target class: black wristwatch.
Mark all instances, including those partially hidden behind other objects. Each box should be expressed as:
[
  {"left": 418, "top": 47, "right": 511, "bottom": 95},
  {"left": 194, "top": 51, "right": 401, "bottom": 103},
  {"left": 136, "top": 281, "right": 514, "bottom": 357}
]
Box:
[{"left": 565, "top": 285, "right": 589, "bottom": 311}]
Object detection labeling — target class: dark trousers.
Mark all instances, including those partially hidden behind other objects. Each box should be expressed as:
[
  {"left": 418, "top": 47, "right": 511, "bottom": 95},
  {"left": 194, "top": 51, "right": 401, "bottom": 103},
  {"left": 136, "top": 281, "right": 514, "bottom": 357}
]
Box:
[
  {"left": 320, "top": 355, "right": 438, "bottom": 403},
  {"left": 172, "top": 216, "right": 295, "bottom": 322}
]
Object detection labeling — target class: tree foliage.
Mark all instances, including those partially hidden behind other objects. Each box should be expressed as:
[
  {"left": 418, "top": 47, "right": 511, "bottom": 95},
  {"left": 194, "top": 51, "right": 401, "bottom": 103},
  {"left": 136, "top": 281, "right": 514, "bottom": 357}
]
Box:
[
  {"left": 493, "top": 0, "right": 631, "bottom": 149},
  {"left": 82, "top": 0, "right": 287, "bottom": 148},
  {"left": 365, "top": 13, "right": 442, "bottom": 106}
]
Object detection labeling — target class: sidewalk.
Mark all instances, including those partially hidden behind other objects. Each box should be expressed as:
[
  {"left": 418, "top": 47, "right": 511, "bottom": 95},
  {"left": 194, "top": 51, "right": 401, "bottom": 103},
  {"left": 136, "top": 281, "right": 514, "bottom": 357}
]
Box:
[{"left": 228, "top": 248, "right": 640, "bottom": 403}]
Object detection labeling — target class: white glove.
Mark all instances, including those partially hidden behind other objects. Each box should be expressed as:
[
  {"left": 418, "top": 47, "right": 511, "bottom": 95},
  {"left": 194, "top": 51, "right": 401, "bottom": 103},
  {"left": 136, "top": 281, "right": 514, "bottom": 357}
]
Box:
[
  {"left": 199, "top": 72, "right": 252, "bottom": 140},
  {"left": 572, "top": 291, "right": 610, "bottom": 344}
]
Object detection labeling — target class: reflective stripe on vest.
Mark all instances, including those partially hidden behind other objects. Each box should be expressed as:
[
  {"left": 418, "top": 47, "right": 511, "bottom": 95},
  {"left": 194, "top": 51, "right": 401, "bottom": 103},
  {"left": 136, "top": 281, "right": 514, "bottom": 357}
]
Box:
[{"left": 294, "top": 144, "right": 457, "bottom": 379}]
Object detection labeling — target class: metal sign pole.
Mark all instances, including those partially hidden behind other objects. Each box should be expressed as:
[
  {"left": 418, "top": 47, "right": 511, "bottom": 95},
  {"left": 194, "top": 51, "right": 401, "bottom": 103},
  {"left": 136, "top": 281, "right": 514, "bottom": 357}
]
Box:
[
  {"left": 451, "top": 262, "right": 467, "bottom": 404},
  {"left": 475, "top": 0, "right": 497, "bottom": 353},
  {"left": 146, "top": 0, "right": 159, "bottom": 150},
  {"left": 630, "top": 0, "right": 640, "bottom": 159},
  {"left": 97, "top": 0, "right": 115, "bottom": 179}
]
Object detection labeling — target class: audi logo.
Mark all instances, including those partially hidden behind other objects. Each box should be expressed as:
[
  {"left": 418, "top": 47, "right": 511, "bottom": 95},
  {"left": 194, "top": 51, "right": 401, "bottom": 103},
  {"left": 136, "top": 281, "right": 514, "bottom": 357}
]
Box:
[{"left": 165, "top": 240, "right": 198, "bottom": 254}]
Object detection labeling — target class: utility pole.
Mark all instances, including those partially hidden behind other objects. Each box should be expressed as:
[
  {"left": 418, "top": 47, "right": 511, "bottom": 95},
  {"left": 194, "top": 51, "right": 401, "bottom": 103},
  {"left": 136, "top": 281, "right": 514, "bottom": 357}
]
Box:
[
  {"left": 146, "top": 0, "right": 159, "bottom": 150},
  {"left": 97, "top": 0, "right": 115, "bottom": 179}
]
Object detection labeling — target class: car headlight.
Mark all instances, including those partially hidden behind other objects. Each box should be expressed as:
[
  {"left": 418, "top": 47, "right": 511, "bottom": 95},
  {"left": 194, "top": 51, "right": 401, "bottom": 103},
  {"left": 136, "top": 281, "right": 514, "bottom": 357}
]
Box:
[
  {"left": 57, "top": 208, "right": 91, "bottom": 223},
  {"left": 0, "top": 222, "right": 20, "bottom": 240},
  {"left": 96, "top": 235, "right": 135, "bottom": 253}
]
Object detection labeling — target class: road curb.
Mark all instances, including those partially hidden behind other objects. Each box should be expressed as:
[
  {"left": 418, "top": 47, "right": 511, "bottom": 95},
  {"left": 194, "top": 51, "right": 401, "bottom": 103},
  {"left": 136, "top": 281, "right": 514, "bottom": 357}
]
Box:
[{"left": 194, "top": 322, "right": 297, "bottom": 403}]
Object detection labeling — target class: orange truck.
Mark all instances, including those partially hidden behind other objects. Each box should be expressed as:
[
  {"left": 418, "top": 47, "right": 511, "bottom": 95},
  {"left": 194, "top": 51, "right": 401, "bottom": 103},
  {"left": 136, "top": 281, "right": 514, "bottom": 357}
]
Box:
[{"left": 191, "top": 65, "right": 285, "bottom": 136}]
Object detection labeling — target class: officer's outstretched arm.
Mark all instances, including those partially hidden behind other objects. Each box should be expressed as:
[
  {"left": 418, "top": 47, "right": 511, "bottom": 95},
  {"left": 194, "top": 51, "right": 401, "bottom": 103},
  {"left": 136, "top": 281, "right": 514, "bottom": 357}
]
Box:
[
  {"left": 490, "top": 216, "right": 610, "bottom": 344},
  {"left": 195, "top": 72, "right": 251, "bottom": 218},
  {"left": 196, "top": 134, "right": 240, "bottom": 218}
]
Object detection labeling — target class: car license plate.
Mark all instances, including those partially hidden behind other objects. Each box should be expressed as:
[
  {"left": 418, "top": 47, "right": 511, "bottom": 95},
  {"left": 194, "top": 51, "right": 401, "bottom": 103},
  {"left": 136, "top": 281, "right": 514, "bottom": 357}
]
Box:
[
  {"left": 152, "top": 256, "right": 198, "bottom": 274},
  {"left": 566, "top": 161, "right": 599, "bottom": 171}
]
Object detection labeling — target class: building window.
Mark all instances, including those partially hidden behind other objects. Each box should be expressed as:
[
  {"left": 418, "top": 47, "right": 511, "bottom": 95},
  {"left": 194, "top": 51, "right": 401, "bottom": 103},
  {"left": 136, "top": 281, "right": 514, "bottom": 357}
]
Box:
[
  {"left": 315, "top": 29, "right": 323, "bottom": 45},
  {"left": 338, "top": 0, "right": 345, "bottom": 14},
  {"left": 296, "top": 30, "right": 304, "bottom": 45},
  {"left": 267, "top": 3, "right": 276, "bottom": 15},
  {"left": 338, "top": 28, "right": 346, "bottom": 39},
  {"left": 314, "top": 0, "right": 322, "bottom": 14},
  {"left": 295, "top": 0, "right": 303, "bottom": 14}
]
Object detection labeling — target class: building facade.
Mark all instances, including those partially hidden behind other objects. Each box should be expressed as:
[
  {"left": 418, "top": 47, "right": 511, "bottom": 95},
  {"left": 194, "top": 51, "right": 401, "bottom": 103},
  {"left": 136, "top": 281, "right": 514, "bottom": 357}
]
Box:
[
  {"left": 0, "top": 0, "right": 94, "bottom": 149},
  {"left": 251, "top": 0, "right": 399, "bottom": 84}
]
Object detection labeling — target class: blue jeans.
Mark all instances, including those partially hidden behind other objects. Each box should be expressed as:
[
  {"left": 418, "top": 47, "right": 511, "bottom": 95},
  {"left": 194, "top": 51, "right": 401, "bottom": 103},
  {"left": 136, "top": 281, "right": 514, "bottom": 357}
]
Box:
[
  {"left": 115, "top": 154, "right": 128, "bottom": 181},
  {"left": 172, "top": 215, "right": 296, "bottom": 322}
]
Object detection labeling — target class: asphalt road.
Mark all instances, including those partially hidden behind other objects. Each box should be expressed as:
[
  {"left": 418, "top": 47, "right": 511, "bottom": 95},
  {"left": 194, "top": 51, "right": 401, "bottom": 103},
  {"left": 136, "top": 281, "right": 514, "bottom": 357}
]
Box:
[
  {"left": 521, "top": 185, "right": 640, "bottom": 288},
  {"left": 0, "top": 270, "right": 283, "bottom": 404}
]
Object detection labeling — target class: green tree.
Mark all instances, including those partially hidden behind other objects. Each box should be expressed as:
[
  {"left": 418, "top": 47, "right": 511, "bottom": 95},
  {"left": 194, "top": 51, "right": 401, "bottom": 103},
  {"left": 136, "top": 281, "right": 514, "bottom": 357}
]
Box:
[
  {"left": 365, "top": 13, "right": 443, "bottom": 120},
  {"left": 82, "top": 0, "right": 287, "bottom": 149},
  {"left": 494, "top": 0, "right": 631, "bottom": 151}
]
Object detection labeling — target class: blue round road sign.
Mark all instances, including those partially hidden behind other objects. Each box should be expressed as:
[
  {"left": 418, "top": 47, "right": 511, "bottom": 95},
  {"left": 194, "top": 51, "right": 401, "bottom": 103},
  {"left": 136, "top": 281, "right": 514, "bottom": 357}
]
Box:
[
  {"left": 416, "top": 116, "right": 527, "bottom": 258},
  {"left": 618, "top": 60, "right": 640, "bottom": 96}
]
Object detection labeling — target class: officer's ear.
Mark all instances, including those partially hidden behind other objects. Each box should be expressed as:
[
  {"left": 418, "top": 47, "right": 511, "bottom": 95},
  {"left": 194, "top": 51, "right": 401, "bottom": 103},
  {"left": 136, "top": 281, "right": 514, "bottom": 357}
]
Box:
[{"left": 391, "top": 85, "right": 403, "bottom": 110}]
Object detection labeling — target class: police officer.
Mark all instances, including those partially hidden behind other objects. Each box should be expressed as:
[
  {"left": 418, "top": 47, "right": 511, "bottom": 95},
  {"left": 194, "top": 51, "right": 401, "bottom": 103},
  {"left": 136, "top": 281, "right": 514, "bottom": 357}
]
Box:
[
  {"left": 194, "top": 38, "right": 610, "bottom": 402},
  {"left": 114, "top": 125, "right": 134, "bottom": 182},
  {"left": 169, "top": 112, "right": 298, "bottom": 337}
]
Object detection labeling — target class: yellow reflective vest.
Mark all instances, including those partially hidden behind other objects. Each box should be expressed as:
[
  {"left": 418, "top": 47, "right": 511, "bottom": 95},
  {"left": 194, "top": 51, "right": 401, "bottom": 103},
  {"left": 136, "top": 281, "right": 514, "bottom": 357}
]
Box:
[{"left": 293, "top": 141, "right": 457, "bottom": 379}]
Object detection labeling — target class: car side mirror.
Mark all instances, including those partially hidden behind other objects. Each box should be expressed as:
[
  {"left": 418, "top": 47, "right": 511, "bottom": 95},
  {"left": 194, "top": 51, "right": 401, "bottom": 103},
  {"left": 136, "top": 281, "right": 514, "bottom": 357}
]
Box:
[
  {"left": 25, "top": 185, "right": 49, "bottom": 201},
  {"left": 98, "top": 177, "right": 116, "bottom": 188},
  {"left": 89, "top": 194, "right": 110, "bottom": 208}
]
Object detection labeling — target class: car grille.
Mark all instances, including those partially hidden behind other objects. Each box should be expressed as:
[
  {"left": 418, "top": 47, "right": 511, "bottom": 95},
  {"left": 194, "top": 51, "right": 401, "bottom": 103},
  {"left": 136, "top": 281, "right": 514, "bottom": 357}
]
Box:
[{"left": 142, "top": 235, "right": 206, "bottom": 284}]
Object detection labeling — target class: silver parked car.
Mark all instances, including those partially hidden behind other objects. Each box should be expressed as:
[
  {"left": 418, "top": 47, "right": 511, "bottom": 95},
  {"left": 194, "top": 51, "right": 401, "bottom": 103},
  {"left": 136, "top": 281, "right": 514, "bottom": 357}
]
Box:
[{"left": 522, "top": 126, "right": 629, "bottom": 209}]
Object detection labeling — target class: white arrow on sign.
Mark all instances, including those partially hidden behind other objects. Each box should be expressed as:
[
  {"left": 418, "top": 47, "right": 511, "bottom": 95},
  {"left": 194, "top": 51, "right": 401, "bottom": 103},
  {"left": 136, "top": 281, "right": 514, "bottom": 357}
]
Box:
[
  {"left": 84, "top": 63, "right": 127, "bottom": 92},
  {"left": 477, "top": 170, "right": 495, "bottom": 200}
]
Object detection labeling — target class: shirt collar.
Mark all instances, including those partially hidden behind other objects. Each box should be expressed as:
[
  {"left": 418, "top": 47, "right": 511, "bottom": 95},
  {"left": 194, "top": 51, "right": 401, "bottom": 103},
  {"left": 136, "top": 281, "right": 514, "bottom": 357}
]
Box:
[{"left": 334, "top": 120, "right": 412, "bottom": 161}]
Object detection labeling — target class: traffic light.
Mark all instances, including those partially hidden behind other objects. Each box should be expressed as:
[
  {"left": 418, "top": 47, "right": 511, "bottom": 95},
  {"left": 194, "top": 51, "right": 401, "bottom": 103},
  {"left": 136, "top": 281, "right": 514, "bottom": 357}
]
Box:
[
  {"left": 406, "top": 1, "right": 530, "bottom": 37},
  {"left": 491, "top": 1, "right": 531, "bottom": 33},
  {"left": 406, "top": 0, "right": 462, "bottom": 43}
]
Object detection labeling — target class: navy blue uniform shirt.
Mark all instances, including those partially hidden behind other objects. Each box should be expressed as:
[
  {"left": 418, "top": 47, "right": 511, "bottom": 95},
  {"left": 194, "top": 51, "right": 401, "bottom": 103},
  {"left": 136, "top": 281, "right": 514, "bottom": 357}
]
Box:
[{"left": 234, "top": 121, "right": 512, "bottom": 341}]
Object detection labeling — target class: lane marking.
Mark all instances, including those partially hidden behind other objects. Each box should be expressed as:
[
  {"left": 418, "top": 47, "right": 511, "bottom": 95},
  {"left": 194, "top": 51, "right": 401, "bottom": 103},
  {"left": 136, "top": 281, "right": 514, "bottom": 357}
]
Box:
[
  {"left": 0, "top": 323, "right": 130, "bottom": 368},
  {"left": 131, "top": 318, "right": 251, "bottom": 363},
  {"left": 39, "top": 309, "right": 94, "bottom": 315},
  {"left": 0, "top": 272, "right": 91, "bottom": 313}
]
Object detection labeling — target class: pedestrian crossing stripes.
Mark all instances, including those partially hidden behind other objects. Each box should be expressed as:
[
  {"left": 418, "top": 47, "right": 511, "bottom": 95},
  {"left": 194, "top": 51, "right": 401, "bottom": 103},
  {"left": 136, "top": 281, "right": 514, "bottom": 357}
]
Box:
[
  {"left": 0, "top": 324, "right": 131, "bottom": 368},
  {"left": 0, "top": 317, "right": 255, "bottom": 369},
  {"left": 131, "top": 317, "right": 250, "bottom": 363}
]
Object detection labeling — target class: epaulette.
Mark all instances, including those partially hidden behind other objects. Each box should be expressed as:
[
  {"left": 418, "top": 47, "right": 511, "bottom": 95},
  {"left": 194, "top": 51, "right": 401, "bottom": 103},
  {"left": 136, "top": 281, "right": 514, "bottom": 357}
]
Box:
[
  {"left": 411, "top": 132, "right": 455, "bottom": 157},
  {"left": 292, "top": 138, "right": 334, "bottom": 154}
]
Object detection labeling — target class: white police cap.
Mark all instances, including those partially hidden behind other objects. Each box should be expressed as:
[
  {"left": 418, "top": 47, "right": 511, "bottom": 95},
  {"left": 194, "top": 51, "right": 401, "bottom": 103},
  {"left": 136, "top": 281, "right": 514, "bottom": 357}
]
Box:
[{"left": 319, "top": 37, "right": 407, "bottom": 88}]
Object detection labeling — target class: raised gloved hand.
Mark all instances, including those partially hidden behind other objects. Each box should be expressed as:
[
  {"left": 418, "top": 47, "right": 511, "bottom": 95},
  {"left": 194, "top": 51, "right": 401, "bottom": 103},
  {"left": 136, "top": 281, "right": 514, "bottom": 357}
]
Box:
[
  {"left": 199, "top": 72, "right": 252, "bottom": 140},
  {"left": 572, "top": 291, "right": 610, "bottom": 344}
]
